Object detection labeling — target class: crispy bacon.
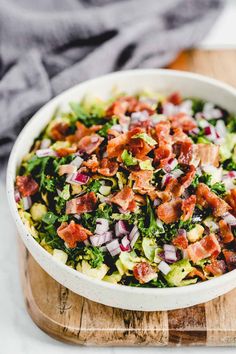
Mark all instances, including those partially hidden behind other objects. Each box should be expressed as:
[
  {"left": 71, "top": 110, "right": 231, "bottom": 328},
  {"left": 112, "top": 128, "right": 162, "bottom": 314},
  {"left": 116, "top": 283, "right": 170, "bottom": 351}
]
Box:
[
  {"left": 77, "top": 134, "right": 104, "bottom": 155},
  {"left": 66, "top": 192, "right": 97, "bottom": 214},
  {"left": 98, "top": 158, "right": 118, "bottom": 177},
  {"left": 155, "top": 121, "right": 172, "bottom": 145},
  {"left": 110, "top": 186, "right": 135, "bottom": 211},
  {"left": 196, "top": 143, "right": 219, "bottom": 167},
  {"left": 205, "top": 257, "right": 226, "bottom": 276},
  {"left": 178, "top": 141, "right": 193, "bottom": 165},
  {"left": 50, "top": 121, "right": 69, "bottom": 141},
  {"left": 223, "top": 249, "right": 236, "bottom": 271},
  {"left": 196, "top": 183, "right": 231, "bottom": 217},
  {"left": 133, "top": 262, "right": 157, "bottom": 284},
  {"left": 172, "top": 128, "right": 192, "bottom": 144},
  {"left": 56, "top": 145, "right": 77, "bottom": 157},
  {"left": 106, "top": 97, "right": 155, "bottom": 117},
  {"left": 130, "top": 170, "right": 155, "bottom": 195},
  {"left": 187, "top": 234, "right": 221, "bottom": 263},
  {"left": 167, "top": 92, "right": 182, "bottom": 105},
  {"left": 179, "top": 165, "right": 196, "bottom": 190},
  {"left": 67, "top": 122, "right": 102, "bottom": 143},
  {"left": 172, "top": 233, "right": 189, "bottom": 249},
  {"left": 188, "top": 267, "right": 206, "bottom": 280},
  {"left": 181, "top": 195, "right": 196, "bottom": 221},
  {"left": 157, "top": 177, "right": 181, "bottom": 202},
  {"left": 16, "top": 175, "right": 39, "bottom": 197},
  {"left": 83, "top": 154, "right": 99, "bottom": 172},
  {"left": 57, "top": 221, "right": 92, "bottom": 248},
  {"left": 170, "top": 112, "right": 197, "bottom": 132},
  {"left": 157, "top": 198, "right": 182, "bottom": 224},
  {"left": 219, "top": 219, "right": 234, "bottom": 244},
  {"left": 107, "top": 133, "right": 129, "bottom": 158},
  {"left": 129, "top": 137, "right": 153, "bottom": 159},
  {"left": 225, "top": 189, "right": 236, "bottom": 217}
]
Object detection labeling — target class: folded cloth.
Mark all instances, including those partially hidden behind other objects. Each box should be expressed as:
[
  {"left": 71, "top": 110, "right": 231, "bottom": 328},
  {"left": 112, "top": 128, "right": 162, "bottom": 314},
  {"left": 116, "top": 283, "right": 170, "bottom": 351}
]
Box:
[{"left": 0, "top": 0, "right": 223, "bottom": 159}]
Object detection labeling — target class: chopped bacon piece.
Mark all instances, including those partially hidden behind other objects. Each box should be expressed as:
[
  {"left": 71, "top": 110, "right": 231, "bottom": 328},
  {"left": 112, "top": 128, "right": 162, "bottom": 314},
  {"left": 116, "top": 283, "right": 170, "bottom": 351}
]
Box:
[
  {"left": 172, "top": 128, "right": 192, "bottom": 144},
  {"left": 98, "top": 158, "right": 118, "bottom": 177},
  {"left": 180, "top": 165, "right": 196, "bottom": 190},
  {"left": 187, "top": 234, "right": 221, "bottom": 263},
  {"left": 157, "top": 198, "right": 182, "bottom": 224},
  {"left": 178, "top": 141, "right": 193, "bottom": 165},
  {"left": 196, "top": 183, "right": 231, "bottom": 217},
  {"left": 223, "top": 249, "right": 236, "bottom": 271},
  {"left": 110, "top": 186, "right": 135, "bottom": 211},
  {"left": 133, "top": 262, "right": 157, "bottom": 284},
  {"left": 225, "top": 189, "right": 236, "bottom": 217},
  {"left": 66, "top": 192, "right": 97, "bottom": 214},
  {"left": 155, "top": 121, "right": 172, "bottom": 145},
  {"left": 50, "top": 121, "right": 69, "bottom": 141},
  {"left": 56, "top": 145, "right": 77, "bottom": 157},
  {"left": 130, "top": 170, "right": 154, "bottom": 195},
  {"left": 170, "top": 112, "right": 197, "bottom": 132},
  {"left": 77, "top": 134, "right": 104, "bottom": 155},
  {"left": 154, "top": 145, "right": 174, "bottom": 169},
  {"left": 219, "top": 220, "right": 234, "bottom": 244},
  {"left": 188, "top": 267, "right": 206, "bottom": 280},
  {"left": 67, "top": 122, "right": 102, "bottom": 143},
  {"left": 106, "top": 97, "right": 155, "bottom": 117},
  {"left": 196, "top": 143, "right": 219, "bottom": 167},
  {"left": 83, "top": 154, "right": 99, "bottom": 172},
  {"left": 205, "top": 257, "right": 226, "bottom": 276},
  {"left": 107, "top": 133, "right": 129, "bottom": 158},
  {"left": 172, "top": 233, "right": 188, "bottom": 249},
  {"left": 157, "top": 177, "right": 181, "bottom": 202},
  {"left": 167, "top": 92, "right": 182, "bottom": 105},
  {"left": 16, "top": 175, "right": 39, "bottom": 197},
  {"left": 181, "top": 195, "right": 196, "bottom": 221},
  {"left": 57, "top": 221, "right": 92, "bottom": 248},
  {"left": 58, "top": 164, "right": 77, "bottom": 176},
  {"left": 129, "top": 137, "right": 153, "bottom": 159}
]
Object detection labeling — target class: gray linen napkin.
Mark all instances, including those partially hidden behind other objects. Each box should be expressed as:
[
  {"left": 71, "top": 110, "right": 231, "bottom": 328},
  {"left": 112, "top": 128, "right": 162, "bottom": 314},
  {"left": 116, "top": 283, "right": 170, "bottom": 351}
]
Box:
[{"left": 0, "top": 0, "right": 223, "bottom": 159}]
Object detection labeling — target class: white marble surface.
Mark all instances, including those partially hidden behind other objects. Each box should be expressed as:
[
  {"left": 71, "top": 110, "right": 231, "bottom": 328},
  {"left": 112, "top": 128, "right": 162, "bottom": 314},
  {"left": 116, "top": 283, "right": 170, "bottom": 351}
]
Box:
[{"left": 1, "top": 1, "right": 236, "bottom": 352}]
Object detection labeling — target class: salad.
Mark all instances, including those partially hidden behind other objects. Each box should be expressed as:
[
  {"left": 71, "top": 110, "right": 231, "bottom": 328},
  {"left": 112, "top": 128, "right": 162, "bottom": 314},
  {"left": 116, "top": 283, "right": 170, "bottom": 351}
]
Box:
[{"left": 15, "top": 90, "right": 236, "bottom": 288}]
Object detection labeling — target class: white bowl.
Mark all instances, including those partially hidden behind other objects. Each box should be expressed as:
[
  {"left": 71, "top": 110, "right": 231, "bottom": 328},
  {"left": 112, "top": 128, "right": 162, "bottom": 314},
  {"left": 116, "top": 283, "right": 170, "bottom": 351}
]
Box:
[{"left": 7, "top": 69, "right": 236, "bottom": 311}]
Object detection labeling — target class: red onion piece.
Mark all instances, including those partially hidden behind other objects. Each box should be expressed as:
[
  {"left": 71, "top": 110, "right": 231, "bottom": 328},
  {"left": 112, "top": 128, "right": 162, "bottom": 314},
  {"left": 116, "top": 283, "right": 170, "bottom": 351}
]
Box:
[
  {"left": 68, "top": 172, "right": 89, "bottom": 185},
  {"left": 90, "top": 231, "right": 113, "bottom": 247},
  {"left": 158, "top": 261, "right": 171, "bottom": 275},
  {"left": 106, "top": 239, "right": 121, "bottom": 256},
  {"left": 95, "top": 218, "right": 109, "bottom": 235},
  {"left": 129, "top": 226, "right": 140, "bottom": 248},
  {"left": 22, "top": 196, "right": 32, "bottom": 210},
  {"left": 161, "top": 173, "right": 172, "bottom": 187},
  {"left": 14, "top": 189, "right": 21, "bottom": 203},
  {"left": 40, "top": 138, "right": 51, "bottom": 149},
  {"left": 74, "top": 214, "right": 81, "bottom": 221},
  {"left": 36, "top": 148, "right": 57, "bottom": 158},
  {"left": 164, "top": 244, "right": 176, "bottom": 253},
  {"left": 70, "top": 156, "right": 84, "bottom": 168},
  {"left": 115, "top": 220, "right": 129, "bottom": 237},
  {"left": 171, "top": 169, "right": 183, "bottom": 179},
  {"left": 216, "top": 120, "right": 227, "bottom": 138},
  {"left": 226, "top": 171, "right": 236, "bottom": 179},
  {"left": 222, "top": 212, "right": 236, "bottom": 226},
  {"left": 165, "top": 250, "right": 178, "bottom": 263},
  {"left": 131, "top": 111, "right": 149, "bottom": 122},
  {"left": 120, "top": 235, "right": 131, "bottom": 252},
  {"left": 178, "top": 229, "right": 187, "bottom": 237},
  {"left": 153, "top": 198, "right": 161, "bottom": 207}
]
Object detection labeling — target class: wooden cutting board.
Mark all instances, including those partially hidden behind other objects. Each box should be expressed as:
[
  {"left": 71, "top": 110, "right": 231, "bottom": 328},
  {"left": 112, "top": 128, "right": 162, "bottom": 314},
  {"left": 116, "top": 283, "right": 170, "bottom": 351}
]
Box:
[{"left": 20, "top": 50, "right": 236, "bottom": 346}]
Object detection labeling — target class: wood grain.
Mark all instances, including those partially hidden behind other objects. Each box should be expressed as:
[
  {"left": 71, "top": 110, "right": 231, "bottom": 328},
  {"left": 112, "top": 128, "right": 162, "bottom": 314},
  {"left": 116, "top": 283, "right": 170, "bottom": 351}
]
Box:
[{"left": 20, "top": 49, "right": 236, "bottom": 346}]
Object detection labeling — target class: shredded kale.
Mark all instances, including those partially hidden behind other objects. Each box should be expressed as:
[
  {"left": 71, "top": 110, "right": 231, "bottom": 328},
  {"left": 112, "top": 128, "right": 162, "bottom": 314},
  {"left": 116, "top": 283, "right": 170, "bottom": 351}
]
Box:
[
  {"left": 137, "top": 197, "right": 163, "bottom": 238},
  {"left": 191, "top": 172, "right": 226, "bottom": 196},
  {"left": 69, "top": 102, "right": 106, "bottom": 127},
  {"left": 98, "top": 117, "right": 117, "bottom": 137},
  {"left": 85, "top": 246, "right": 104, "bottom": 268},
  {"left": 87, "top": 180, "right": 102, "bottom": 193}
]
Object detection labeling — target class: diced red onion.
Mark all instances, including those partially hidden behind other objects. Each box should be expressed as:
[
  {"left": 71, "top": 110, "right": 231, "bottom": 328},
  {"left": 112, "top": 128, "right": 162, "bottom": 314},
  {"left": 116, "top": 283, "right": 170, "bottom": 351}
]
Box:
[
  {"left": 165, "top": 250, "right": 178, "bottom": 263},
  {"left": 115, "top": 220, "right": 129, "bottom": 237},
  {"left": 40, "top": 138, "right": 51, "bottom": 149},
  {"left": 178, "top": 229, "right": 187, "bottom": 237},
  {"left": 95, "top": 218, "right": 109, "bottom": 235},
  {"left": 163, "top": 102, "right": 177, "bottom": 116},
  {"left": 106, "top": 239, "right": 121, "bottom": 256},
  {"left": 129, "top": 226, "right": 140, "bottom": 248},
  {"left": 216, "top": 120, "right": 227, "bottom": 138},
  {"left": 204, "top": 126, "right": 217, "bottom": 141},
  {"left": 222, "top": 212, "right": 236, "bottom": 226},
  {"left": 158, "top": 261, "right": 171, "bottom": 275},
  {"left": 131, "top": 111, "right": 149, "bottom": 122},
  {"left": 90, "top": 231, "right": 113, "bottom": 247},
  {"left": 226, "top": 171, "right": 236, "bottom": 179},
  {"left": 168, "top": 158, "right": 178, "bottom": 171},
  {"left": 118, "top": 207, "right": 129, "bottom": 214},
  {"left": 69, "top": 172, "right": 89, "bottom": 185},
  {"left": 203, "top": 102, "right": 222, "bottom": 120},
  {"left": 22, "top": 196, "right": 32, "bottom": 210},
  {"left": 161, "top": 173, "right": 172, "bottom": 187},
  {"left": 36, "top": 148, "right": 57, "bottom": 158},
  {"left": 171, "top": 169, "right": 183, "bottom": 179},
  {"left": 14, "top": 189, "right": 21, "bottom": 203},
  {"left": 70, "top": 156, "right": 84, "bottom": 168},
  {"left": 153, "top": 198, "right": 161, "bottom": 207},
  {"left": 189, "top": 127, "right": 200, "bottom": 135},
  {"left": 111, "top": 124, "right": 123, "bottom": 132},
  {"left": 74, "top": 214, "right": 81, "bottom": 221},
  {"left": 121, "top": 235, "right": 130, "bottom": 249},
  {"left": 164, "top": 244, "right": 176, "bottom": 253},
  {"left": 91, "top": 135, "right": 99, "bottom": 143}
]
